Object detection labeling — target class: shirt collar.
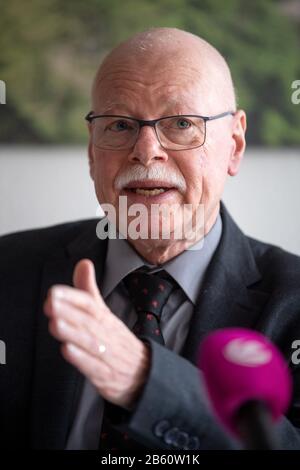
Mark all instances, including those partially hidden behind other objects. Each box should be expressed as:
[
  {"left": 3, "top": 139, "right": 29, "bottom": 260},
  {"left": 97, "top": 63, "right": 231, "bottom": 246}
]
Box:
[{"left": 101, "top": 213, "right": 222, "bottom": 304}]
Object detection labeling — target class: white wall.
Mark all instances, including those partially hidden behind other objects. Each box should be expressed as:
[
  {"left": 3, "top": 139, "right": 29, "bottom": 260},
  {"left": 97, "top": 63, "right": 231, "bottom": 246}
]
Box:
[
  {"left": 0, "top": 146, "right": 99, "bottom": 235},
  {"left": 0, "top": 146, "right": 299, "bottom": 255}
]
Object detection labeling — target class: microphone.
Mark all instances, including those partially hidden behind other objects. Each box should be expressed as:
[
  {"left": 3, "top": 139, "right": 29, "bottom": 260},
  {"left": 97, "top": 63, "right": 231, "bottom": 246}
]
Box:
[{"left": 198, "top": 328, "right": 292, "bottom": 449}]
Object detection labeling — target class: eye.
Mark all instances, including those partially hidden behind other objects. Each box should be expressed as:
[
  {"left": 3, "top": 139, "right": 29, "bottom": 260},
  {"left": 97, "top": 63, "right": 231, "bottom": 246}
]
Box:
[
  {"left": 107, "top": 119, "right": 132, "bottom": 132},
  {"left": 176, "top": 118, "right": 191, "bottom": 129}
]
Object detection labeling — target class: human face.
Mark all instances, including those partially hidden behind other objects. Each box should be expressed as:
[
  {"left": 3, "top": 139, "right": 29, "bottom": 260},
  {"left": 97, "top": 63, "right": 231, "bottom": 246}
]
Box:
[{"left": 88, "top": 58, "right": 245, "bottom": 251}]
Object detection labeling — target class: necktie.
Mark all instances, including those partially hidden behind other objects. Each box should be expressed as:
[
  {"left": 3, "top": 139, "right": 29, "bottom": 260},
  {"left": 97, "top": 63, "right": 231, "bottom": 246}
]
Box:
[
  {"left": 123, "top": 270, "right": 175, "bottom": 345},
  {"left": 99, "top": 269, "right": 176, "bottom": 451}
]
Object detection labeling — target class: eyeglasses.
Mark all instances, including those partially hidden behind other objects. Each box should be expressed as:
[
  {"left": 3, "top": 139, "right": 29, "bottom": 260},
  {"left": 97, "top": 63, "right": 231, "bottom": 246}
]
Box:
[{"left": 85, "top": 111, "right": 235, "bottom": 151}]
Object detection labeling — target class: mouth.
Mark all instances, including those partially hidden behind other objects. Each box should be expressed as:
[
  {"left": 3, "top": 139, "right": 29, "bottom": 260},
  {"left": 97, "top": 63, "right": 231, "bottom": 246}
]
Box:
[
  {"left": 126, "top": 187, "right": 173, "bottom": 196},
  {"left": 122, "top": 180, "right": 177, "bottom": 197}
]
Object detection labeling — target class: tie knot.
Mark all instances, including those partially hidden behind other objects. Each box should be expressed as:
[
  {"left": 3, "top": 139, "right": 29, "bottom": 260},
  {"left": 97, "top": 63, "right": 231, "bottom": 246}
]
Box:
[{"left": 123, "top": 270, "right": 175, "bottom": 318}]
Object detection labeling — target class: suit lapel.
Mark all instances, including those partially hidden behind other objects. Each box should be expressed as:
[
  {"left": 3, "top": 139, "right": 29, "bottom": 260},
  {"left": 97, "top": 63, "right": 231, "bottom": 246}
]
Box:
[
  {"left": 182, "top": 204, "right": 269, "bottom": 364},
  {"left": 30, "top": 220, "right": 108, "bottom": 449}
]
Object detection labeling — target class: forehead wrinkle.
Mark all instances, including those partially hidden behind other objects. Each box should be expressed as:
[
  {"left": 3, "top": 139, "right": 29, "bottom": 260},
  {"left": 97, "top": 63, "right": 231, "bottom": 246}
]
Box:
[
  {"left": 98, "top": 61, "right": 204, "bottom": 85},
  {"left": 95, "top": 69, "right": 206, "bottom": 104},
  {"left": 94, "top": 80, "right": 209, "bottom": 117}
]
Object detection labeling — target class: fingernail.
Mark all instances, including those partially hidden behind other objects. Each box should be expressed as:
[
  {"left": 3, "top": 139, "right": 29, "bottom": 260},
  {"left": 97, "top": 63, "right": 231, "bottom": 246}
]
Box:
[
  {"left": 66, "top": 343, "right": 80, "bottom": 356},
  {"left": 53, "top": 287, "right": 64, "bottom": 299},
  {"left": 52, "top": 298, "right": 62, "bottom": 312},
  {"left": 57, "top": 319, "right": 67, "bottom": 331}
]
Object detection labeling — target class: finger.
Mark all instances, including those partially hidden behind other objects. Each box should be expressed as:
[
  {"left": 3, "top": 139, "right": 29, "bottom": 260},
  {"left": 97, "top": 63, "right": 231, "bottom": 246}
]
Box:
[
  {"left": 45, "top": 297, "right": 102, "bottom": 338},
  {"left": 49, "top": 316, "right": 107, "bottom": 361},
  {"left": 45, "top": 284, "right": 102, "bottom": 319},
  {"left": 73, "top": 259, "right": 104, "bottom": 304},
  {"left": 61, "top": 342, "right": 111, "bottom": 388}
]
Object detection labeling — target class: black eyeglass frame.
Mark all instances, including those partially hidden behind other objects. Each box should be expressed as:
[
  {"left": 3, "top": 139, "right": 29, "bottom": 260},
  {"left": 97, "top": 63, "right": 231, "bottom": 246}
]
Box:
[{"left": 85, "top": 110, "right": 235, "bottom": 151}]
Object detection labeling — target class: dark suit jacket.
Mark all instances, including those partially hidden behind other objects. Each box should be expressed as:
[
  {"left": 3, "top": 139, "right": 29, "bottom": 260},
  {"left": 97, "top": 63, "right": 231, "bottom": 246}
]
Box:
[{"left": 1, "top": 203, "right": 300, "bottom": 449}]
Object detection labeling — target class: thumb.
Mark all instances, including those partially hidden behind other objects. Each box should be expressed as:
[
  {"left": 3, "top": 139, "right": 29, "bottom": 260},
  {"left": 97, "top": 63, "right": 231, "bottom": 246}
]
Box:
[{"left": 73, "top": 259, "right": 102, "bottom": 302}]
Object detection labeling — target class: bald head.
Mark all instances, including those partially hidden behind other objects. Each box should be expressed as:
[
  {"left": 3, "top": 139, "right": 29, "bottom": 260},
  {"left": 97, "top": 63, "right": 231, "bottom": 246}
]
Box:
[{"left": 91, "top": 27, "right": 236, "bottom": 112}]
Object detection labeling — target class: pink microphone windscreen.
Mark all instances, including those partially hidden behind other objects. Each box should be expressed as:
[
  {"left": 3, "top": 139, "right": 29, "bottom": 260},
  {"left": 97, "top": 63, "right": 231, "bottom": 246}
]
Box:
[{"left": 198, "top": 328, "right": 292, "bottom": 437}]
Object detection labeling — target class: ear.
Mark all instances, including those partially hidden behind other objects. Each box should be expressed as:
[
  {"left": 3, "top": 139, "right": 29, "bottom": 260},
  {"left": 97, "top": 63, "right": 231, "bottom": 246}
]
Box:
[
  {"left": 87, "top": 126, "right": 95, "bottom": 181},
  {"left": 228, "top": 110, "right": 247, "bottom": 177}
]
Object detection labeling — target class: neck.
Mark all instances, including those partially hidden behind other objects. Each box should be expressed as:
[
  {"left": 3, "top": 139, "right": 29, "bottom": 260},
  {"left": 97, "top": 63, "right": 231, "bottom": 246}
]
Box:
[{"left": 127, "top": 204, "right": 220, "bottom": 265}]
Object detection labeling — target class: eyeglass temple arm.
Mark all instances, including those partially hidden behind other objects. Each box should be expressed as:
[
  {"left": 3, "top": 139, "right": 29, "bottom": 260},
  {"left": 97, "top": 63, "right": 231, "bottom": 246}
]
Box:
[
  {"left": 85, "top": 111, "right": 94, "bottom": 122},
  {"left": 205, "top": 111, "right": 235, "bottom": 121}
]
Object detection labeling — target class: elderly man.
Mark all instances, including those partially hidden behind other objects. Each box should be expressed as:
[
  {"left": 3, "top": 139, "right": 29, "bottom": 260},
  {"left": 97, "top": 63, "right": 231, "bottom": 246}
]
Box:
[{"left": 1, "top": 27, "right": 300, "bottom": 450}]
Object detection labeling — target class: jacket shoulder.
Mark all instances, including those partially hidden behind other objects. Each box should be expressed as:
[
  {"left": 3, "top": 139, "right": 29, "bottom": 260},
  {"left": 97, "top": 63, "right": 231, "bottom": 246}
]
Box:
[
  {"left": 0, "top": 219, "right": 99, "bottom": 263},
  {"left": 247, "top": 236, "right": 300, "bottom": 288}
]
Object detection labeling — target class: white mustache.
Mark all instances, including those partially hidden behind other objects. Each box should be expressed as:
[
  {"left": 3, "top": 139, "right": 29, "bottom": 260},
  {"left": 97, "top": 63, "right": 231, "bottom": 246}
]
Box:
[{"left": 114, "top": 164, "right": 187, "bottom": 193}]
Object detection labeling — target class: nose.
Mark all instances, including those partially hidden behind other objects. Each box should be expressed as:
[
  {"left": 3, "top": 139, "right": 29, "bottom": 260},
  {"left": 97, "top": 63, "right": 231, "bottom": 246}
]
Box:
[{"left": 128, "top": 125, "right": 169, "bottom": 166}]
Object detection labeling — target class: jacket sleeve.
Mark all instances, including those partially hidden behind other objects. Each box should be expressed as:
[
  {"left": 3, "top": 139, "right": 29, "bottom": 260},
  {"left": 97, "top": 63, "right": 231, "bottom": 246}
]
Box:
[
  {"left": 108, "top": 339, "right": 240, "bottom": 449},
  {"left": 108, "top": 339, "right": 300, "bottom": 450}
]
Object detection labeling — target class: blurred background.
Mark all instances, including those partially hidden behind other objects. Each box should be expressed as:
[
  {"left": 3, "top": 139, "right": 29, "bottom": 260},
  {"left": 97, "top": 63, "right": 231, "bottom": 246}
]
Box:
[{"left": 0, "top": 0, "right": 300, "bottom": 252}]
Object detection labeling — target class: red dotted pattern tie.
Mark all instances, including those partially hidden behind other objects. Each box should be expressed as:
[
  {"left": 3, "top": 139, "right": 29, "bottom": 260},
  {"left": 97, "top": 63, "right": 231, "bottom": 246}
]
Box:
[
  {"left": 99, "top": 270, "right": 176, "bottom": 451},
  {"left": 123, "top": 270, "right": 175, "bottom": 346}
]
